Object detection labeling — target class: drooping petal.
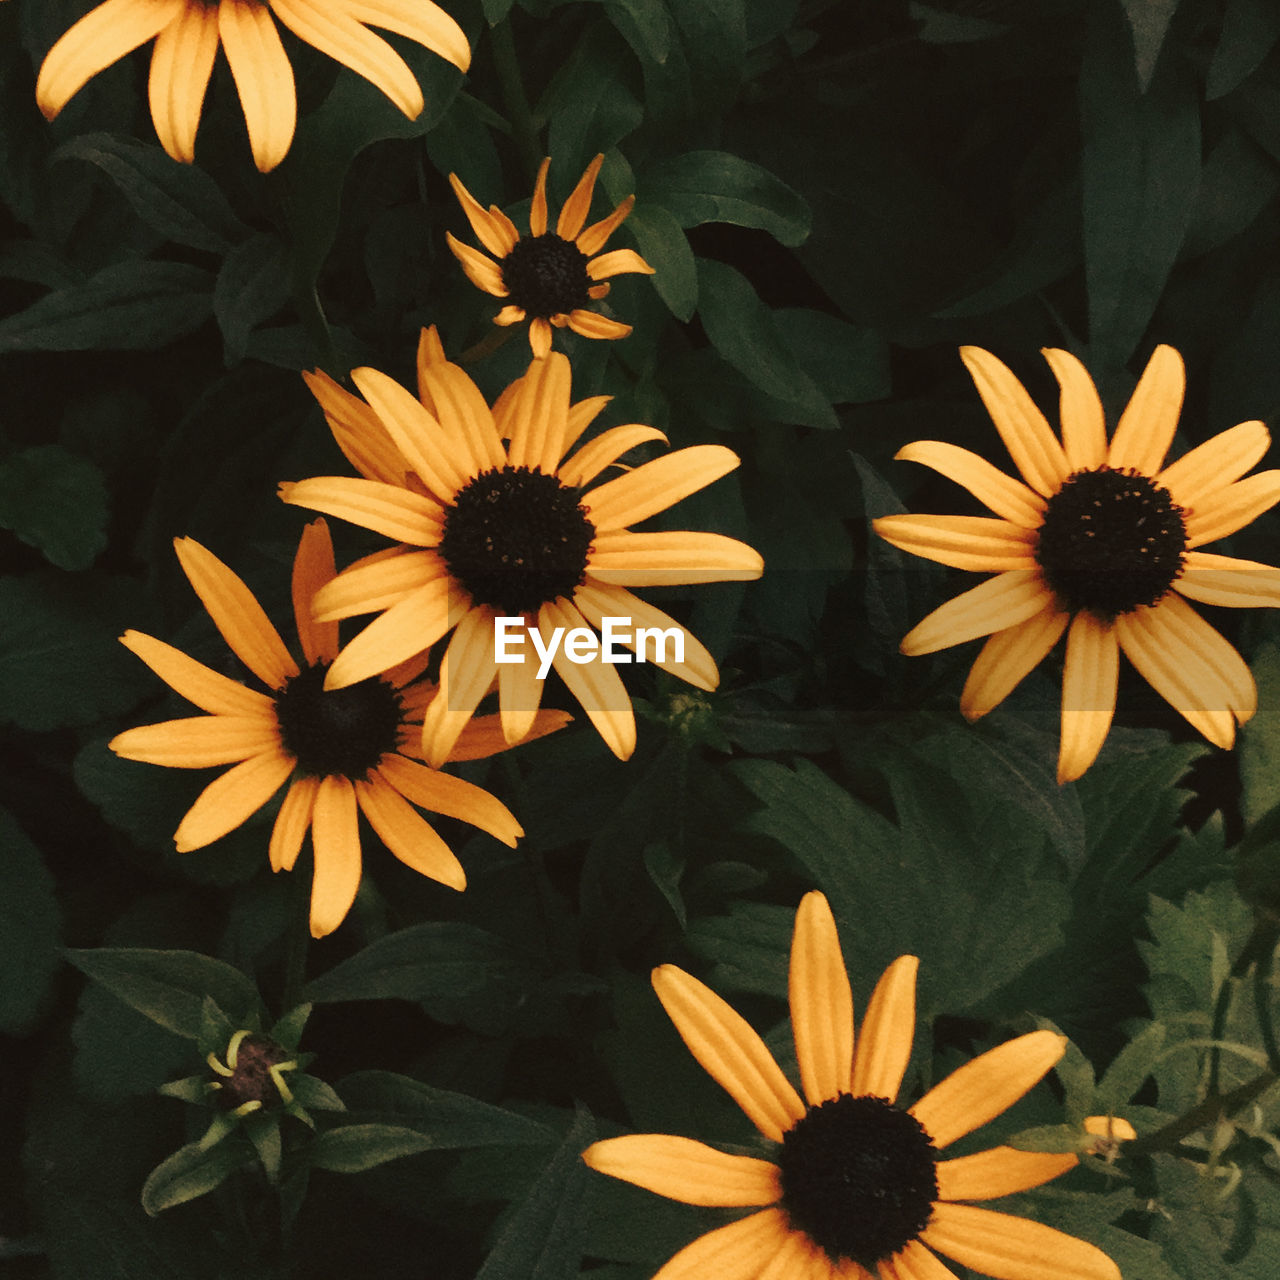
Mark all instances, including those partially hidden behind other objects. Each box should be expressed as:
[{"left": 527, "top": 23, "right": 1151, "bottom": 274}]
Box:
[
  {"left": 879, "top": 1240, "right": 960, "bottom": 1280},
  {"left": 649, "top": 1209, "right": 794, "bottom": 1280},
  {"left": 505, "top": 352, "right": 573, "bottom": 474},
  {"left": 789, "top": 892, "right": 854, "bottom": 1106},
  {"left": 148, "top": 1, "right": 220, "bottom": 163},
  {"left": 279, "top": 476, "right": 446, "bottom": 546},
  {"left": 173, "top": 750, "right": 295, "bottom": 852},
  {"left": 577, "top": 194, "right": 636, "bottom": 256},
  {"left": 893, "top": 441, "right": 1045, "bottom": 528},
  {"left": 419, "top": 606, "right": 501, "bottom": 767},
  {"left": 343, "top": 0, "right": 470, "bottom": 72},
  {"left": 909, "top": 1031, "right": 1066, "bottom": 1150},
  {"left": 308, "top": 774, "right": 362, "bottom": 937},
  {"left": 921, "top": 1203, "right": 1120, "bottom": 1280},
  {"left": 1157, "top": 419, "right": 1270, "bottom": 511},
  {"left": 959, "top": 607, "right": 1069, "bottom": 721},
  {"left": 565, "top": 310, "right": 632, "bottom": 341},
  {"left": 872, "top": 515, "right": 1038, "bottom": 573},
  {"left": 556, "top": 154, "right": 604, "bottom": 240},
  {"left": 651, "top": 965, "right": 806, "bottom": 1142},
  {"left": 529, "top": 157, "right": 551, "bottom": 236},
  {"left": 301, "top": 370, "right": 408, "bottom": 486},
  {"left": 581, "top": 1135, "right": 781, "bottom": 1207},
  {"left": 1176, "top": 550, "right": 1280, "bottom": 608},
  {"left": 119, "top": 630, "right": 274, "bottom": 717},
  {"left": 1106, "top": 344, "right": 1184, "bottom": 476},
  {"left": 935, "top": 1146, "right": 1078, "bottom": 1202},
  {"left": 110, "top": 715, "right": 280, "bottom": 768},
  {"left": 541, "top": 597, "right": 637, "bottom": 760},
  {"left": 445, "top": 232, "right": 509, "bottom": 297},
  {"left": 218, "top": 0, "right": 297, "bottom": 173},
  {"left": 559, "top": 424, "right": 669, "bottom": 488},
  {"left": 586, "top": 531, "right": 764, "bottom": 586},
  {"left": 323, "top": 579, "right": 465, "bottom": 689},
  {"left": 583, "top": 446, "right": 742, "bottom": 530},
  {"left": 1057, "top": 612, "right": 1119, "bottom": 785},
  {"left": 1184, "top": 470, "right": 1280, "bottom": 547},
  {"left": 270, "top": 774, "right": 318, "bottom": 871},
  {"left": 377, "top": 753, "right": 522, "bottom": 846},
  {"left": 313, "top": 549, "right": 447, "bottom": 621},
  {"left": 898, "top": 571, "right": 1050, "bottom": 657},
  {"left": 958, "top": 347, "right": 1069, "bottom": 497},
  {"left": 36, "top": 0, "right": 184, "bottom": 120},
  {"left": 270, "top": 0, "right": 423, "bottom": 118},
  {"left": 587, "top": 248, "right": 655, "bottom": 280},
  {"left": 174, "top": 538, "right": 299, "bottom": 690},
  {"left": 354, "top": 771, "right": 466, "bottom": 889},
  {"left": 528, "top": 317, "right": 553, "bottom": 358},
  {"left": 1041, "top": 348, "right": 1106, "bottom": 472},
  {"left": 291, "top": 518, "right": 339, "bottom": 665},
  {"left": 849, "top": 955, "right": 917, "bottom": 1101},
  {"left": 573, "top": 581, "right": 720, "bottom": 691}
]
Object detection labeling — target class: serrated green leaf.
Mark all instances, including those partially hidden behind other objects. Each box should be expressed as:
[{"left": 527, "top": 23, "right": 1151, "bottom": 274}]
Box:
[
  {"left": 141, "top": 1140, "right": 253, "bottom": 1216},
  {"left": 53, "top": 133, "right": 247, "bottom": 252},
  {"left": 66, "top": 948, "right": 263, "bottom": 1040},
  {"left": 213, "top": 235, "right": 292, "bottom": 366},
  {"left": 0, "top": 444, "right": 108, "bottom": 570},
  {"left": 0, "top": 807, "right": 60, "bottom": 1035},
  {"left": 307, "top": 1123, "right": 435, "bottom": 1173}
]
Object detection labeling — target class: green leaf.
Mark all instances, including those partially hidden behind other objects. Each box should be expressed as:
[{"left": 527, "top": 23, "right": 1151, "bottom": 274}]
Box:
[
  {"left": 53, "top": 133, "right": 247, "bottom": 252},
  {"left": 642, "top": 150, "right": 810, "bottom": 246},
  {"left": 307, "top": 1123, "right": 435, "bottom": 1173},
  {"left": 483, "top": 0, "right": 516, "bottom": 18},
  {"left": 1004, "top": 1123, "right": 1088, "bottom": 1154},
  {"left": 696, "top": 259, "right": 835, "bottom": 428},
  {"left": 0, "top": 807, "right": 60, "bottom": 1035},
  {"left": 624, "top": 204, "right": 696, "bottom": 320},
  {"left": 773, "top": 308, "right": 889, "bottom": 405},
  {"left": 0, "top": 444, "right": 108, "bottom": 570},
  {"left": 1206, "top": 0, "right": 1280, "bottom": 100},
  {"left": 0, "top": 573, "right": 153, "bottom": 731},
  {"left": 1240, "top": 641, "right": 1280, "bottom": 823},
  {"left": 1118, "top": 0, "right": 1180, "bottom": 91},
  {"left": 1097, "top": 1020, "right": 1168, "bottom": 1109},
  {"left": 0, "top": 261, "right": 214, "bottom": 353},
  {"left": 543, "top": 24, "right": 644, "bottom": 169},
  {"left": 474, "top": 1107, "right": 596, "bottom": 1280},
  {"left": 604, "top": 0, "right": 672, "bottom": 64},
  {"left": 141, "top": 1140, "right": 254, "bottom": 1216},
  {"left": 65, "top": 948, "right": 264, "bottom": 1040},
  {"left": 213, "top": 235, "right": 292, "bottom": 366},
  {"left": 909, "top": 2, "right": 1007, "bottom": 43}
]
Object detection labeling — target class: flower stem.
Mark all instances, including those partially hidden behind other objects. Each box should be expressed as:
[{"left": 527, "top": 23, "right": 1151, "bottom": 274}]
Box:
[{"left": 490, "top": 19, "right": 540, "bottom": 181}]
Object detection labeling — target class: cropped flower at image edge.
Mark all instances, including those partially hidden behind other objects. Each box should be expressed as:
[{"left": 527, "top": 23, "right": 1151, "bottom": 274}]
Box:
[{"left": 583, "top": 892, "right": 1122, "bottom": 1280}]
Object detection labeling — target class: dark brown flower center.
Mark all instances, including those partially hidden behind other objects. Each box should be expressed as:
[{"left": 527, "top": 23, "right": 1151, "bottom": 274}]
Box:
[
  {"left": 274, "top": 662, "right": 403, "bottom": 779},
  {"left": 215, "top": 1035, "right": 292, "bottom": 1111},
  {"left": 501, "top": 233, "right": 592, "bottom": 318},
  {"left": 777, "top": 1093, "right": 939, "bottom": 1268},
  {"left": 1035, "top": 466, "right": 1187, "bottom": 619},
  {"left": 439, "top": 465, "right": 595, "bottom": 616}
]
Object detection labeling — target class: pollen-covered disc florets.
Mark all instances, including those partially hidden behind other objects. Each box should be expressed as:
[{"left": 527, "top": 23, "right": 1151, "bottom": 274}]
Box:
[
  {"left": 500, "top": 233, "right": 593, "bottom": 319},
  {"left": 1035, "top": 466, "right": 1188, "bottom": 620},
  {"left": 777, "top": 1093, "right": 940, "bottom": 1268},
  {"left": 274, "top": 662, "right": 403, "bottom": 780},
  {"left": 439, "top": 465, "right": 596, "bottom": 615}
]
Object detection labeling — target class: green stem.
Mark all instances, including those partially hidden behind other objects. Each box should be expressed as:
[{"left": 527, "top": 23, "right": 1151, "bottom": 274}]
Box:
[
  {"left": 490, "top": 19, "right": 540, "bottom": 180},
  {"left": 1254, "top": 929, "right": 1280, "bottom": 1072},
  {"left": 1209, "top": 920, "right": 1275, "bottom": 1094},
  {"left": 1125, "top": 1068, "right": 1279, "bottom": 1157}
]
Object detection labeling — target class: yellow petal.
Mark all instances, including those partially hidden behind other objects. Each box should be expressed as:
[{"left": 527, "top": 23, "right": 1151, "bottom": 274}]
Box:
[
  {"left": 587, "top": 248, "right": 655, "bottom": 280},
  {"left": 416, "top": 354, "right": 506, "bottom": 474},
  {"left": 556, "top": 154, "right": 604, "bottom": 240},
  {"left": 586, "top": 531, "right": 763, "bottom": 586},
  {"left": 652, "top": 965, "right": 805, "bottom": 1143},
  {"left": 899, "top": 571, "right": 1051, "bottom": 657},
  {"left": 1058, "top": 612, "right": 1119, "bottom": 785},
  {"left": 270, "top": 774, "right": 317, "bottom": 871},
  {"left": 377, "top": 753, "right": 522, "bottom": 846},
  {"left": 1106, "top": 344, "right": 1184, "bottom": 476},
  {"left": 909, "top": 1031, "right": 1066, "bottom": 1150},
  {"left": 291, "top": 518, "right": 339, "bottom": 665},
  {"left": 313, "top": 548, "right": 446, "bottom": 621},
  {"left": 308, "top": 774, "right": 362, "bottom": 937},
  {"left": 1041, "top": 348, "right": 1106, "bottom": 473},
  {"left": 496, "top": 626, "right": 542, "bottom": 745},
  {"left": 110, "top": 715, "right": 280, "bottom": 768},
  {"left": 584, "top": 446, "right": 741, "bottom": 531},
  {"left": 650, "top": 1209, "right": 794, "bottom": 1280},
  {"left": 879, "top": 1240, "right": 960, "bottom": 1280},
  {"left": 446, "top": 232, "right": 509, "bottom": 297},
  {"left": 1157, "top": 419, "right": 1270, "bottom": 510},
  {"left": 1176, "top": 550, "right": 1280, "bottom": 608},
  {"left": 577, "top": 194, "right": 636, "bottom": 256},
  {"left": 850, "top": 955, "right": 917, "bottom": 1101},
  {"left": 872, "top": 515, "right": 1038, "bottom": 573},
  {"left": 445, "top": 707, "right": 572, "bottom": 760},
  {"left": 959, "top": 607, "right": 1069, "bottom": 721},
  {"left": 894, "top": 441, "right": 1045, "bottom": 528},
  {"left": 218, "top": 0, "right": 297, "bottom": 173},
  {"left": 529, "top": 157, "right": 551, "bottom": 236},
  {"left": 119, "top": 630, "right": 274, "bottom": 717},
  {"left": 174, "top": 538, "right": 299, "bottom": 690},
  {"left": 559, "top": 424, "right": 669, "bottom": 488},
  {"left": 789, "top": 891, "right": 854, "bottom": 1106},
  {"left": 279, "top": 476, "right": 445, "bottom": 546},
  {"left": 173, "top": 750, "right": 294, "bottom": 852},
  {"left": 420, "top": 606, "right": 501, "bottom": 768},
  {"left": 1185, "top": 470, "right": 1280, "bottom": 547},
  {"left": 528, "top": 316, "right": 553, "bottom": 357},
  {"left": 355, "top": 771, "right": 466, "bottom": 889},
  {"left": 565, "top": 310, "right": 632, "bottom": 341},
  {"left": 921, "top": 1203, "right": 1120, "bottom": 1280},
  {"left": 563, "top": 393, "right": 614, "bottom": 456},
  {"left": 301, "top": 370, "right": 408, "bottom": 486},
  {"left": 758, "top": 1222, "right": 843, "bottom": 1280},
  {"left": 935, "top": 1146, "right": 1078, "bottom": 1202},
  {"left": 344, "top": 0, "right": 470, "bottom": 71},
  {"left": 505, "top": 352, "right": 573, "bottom": 474},
  {"left": 959, "top": 347, "right": 1069, "bottom": 497},
  {"left": 581, "top": 1134, "right": 781, "bottom": 1206},
  {"left": 148, "top": 1, "right": 219, "bottom": 163}
]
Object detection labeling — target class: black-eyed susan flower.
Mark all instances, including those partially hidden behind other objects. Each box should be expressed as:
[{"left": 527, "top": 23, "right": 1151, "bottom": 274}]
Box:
[
  {"left": 582, "top": 891, "right": 1122, "bottom": 1280},
  {"left": 110, "top": 521, "right": 565, "bottom": 937},
  {"left": 446, "top": 154, "right": 654, "bottom": 357},
  {"left": 874, "top": 344, "right": 1280, "bottom": 783},
  {"left": 280, "top": 328, "right": 762, "bottom": 765},
  {"left": 35, "top": 0, "right": 470, "bottom": 172}
]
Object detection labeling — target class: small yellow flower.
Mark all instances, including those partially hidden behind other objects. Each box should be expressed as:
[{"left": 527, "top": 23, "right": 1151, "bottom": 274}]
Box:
[
  {"left": 110, "top": 520, "right": 565, "bottom": 937},
  {"left": 583, "top": 891, "right": 1122, "bottom": 1280},
  {"left": 875, "top": 345, "right": 1280, "bottom": 782},
  {"left": 35, "top": 0, "right": 470, "bottom": 172},
  {"left": 446, "top": 154, "right": 654, "bottom": 357}
]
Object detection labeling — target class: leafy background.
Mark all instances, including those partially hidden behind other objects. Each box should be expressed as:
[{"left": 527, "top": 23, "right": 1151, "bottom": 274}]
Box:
[{"left": 6, "top": 0, "right": 1280, "bottom": 1275}]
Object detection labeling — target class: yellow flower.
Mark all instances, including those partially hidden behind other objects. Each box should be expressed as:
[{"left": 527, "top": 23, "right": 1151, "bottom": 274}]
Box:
[
  {"left": 582, "top": 892, "right": 1122, "bottom": 1280},
  {"left": 874, "top": 345, "right": 1280, "bottom": 782},
  {"left": 109, "top": 520, "right": 565, "bottom": 938},
  {"left": 280, "top": 328, "right": 762, "bottom": 764},
  {"left": 35, "top": 0, "right": 470, "bottom": 172},
  {"left": 446, "top": 154, "right": 654, "bottom": 358}
]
